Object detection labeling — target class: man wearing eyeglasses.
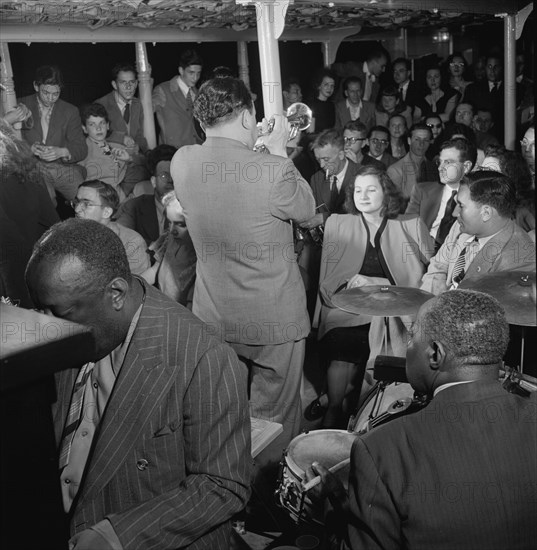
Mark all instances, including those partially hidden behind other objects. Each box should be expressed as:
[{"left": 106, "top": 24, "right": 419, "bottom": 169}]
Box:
[
  {"left": 366, "top": 125, "right": 396, "bottom": 168},
  {"left": 116, "top": 144, "right": 177, "bottom": 246},
  {"left": 407, "top": 138, "right": 477, "bottom": 250},
  {"left": 342, "top": 121, "right": 384, "bottom": 169},
  {"left": 96, "top": 63, "right": 150, "bottom": 194}
]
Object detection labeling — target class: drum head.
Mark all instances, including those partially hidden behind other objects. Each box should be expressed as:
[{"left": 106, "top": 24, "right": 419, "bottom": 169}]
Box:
[{"left": 287, "top": 429, "right": 356, "bottom": 482}]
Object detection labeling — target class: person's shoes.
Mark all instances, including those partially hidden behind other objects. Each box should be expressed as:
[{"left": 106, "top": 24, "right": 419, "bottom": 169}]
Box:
[{"left": 304, "top": 396, "right": 327, "bottom": 421}]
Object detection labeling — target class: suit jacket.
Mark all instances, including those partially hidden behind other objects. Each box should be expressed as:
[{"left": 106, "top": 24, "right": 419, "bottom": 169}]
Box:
[
  {"left": 405, "top": 180, "right": 445, "bottom": 230},
  {"left": 348, "top": 380, "right": 537, "bottom": 550},
  {"left": 152, "top": 77, "right": 202, "bottom": 148},
  {"left": 19, "top": 94, "right": 87, "bottom": 162},
  {"left": 116, "top": 193, "right": 160, "bottom": 245},
  {"left": 421, "top": 219, "right": 536, "bottom": 294},
  {"left": 399, "top": 80, "right": 421, "bottom": 110},
  {"left": 387, "top": 153, "right": 437, "bottom": 199},
  {"left": 463, "top": 81, "right": 504, "bottom": 138},
  {"left": 310, "top": 160, "right": 359, "bottom": 222},
  {"left": 172, "top": 136, "right": 315, "bottom": 345},
  {"left": 53, "top": 283, "right": 251, "bottom": 549},
  {"left": 96, "top": 92, "right": 148, "bottom": 152},
  {"left": 334, "top": 100, "right": 376, "bottom": 132}
]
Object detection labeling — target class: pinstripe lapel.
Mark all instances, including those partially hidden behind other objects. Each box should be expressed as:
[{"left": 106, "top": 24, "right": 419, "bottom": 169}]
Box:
[
  {"left": 76, "top": 289, "right": 179, "bottom": 506},
  {"left": 54, "top": 368, "right": 80, "bottom": 444},
  {"left": 465, "top": 222, "right": 514, "bottom": 278}
]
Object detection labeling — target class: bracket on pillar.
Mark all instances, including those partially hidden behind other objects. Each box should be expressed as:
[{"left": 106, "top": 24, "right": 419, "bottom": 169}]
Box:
[
  {"left": 515, "top": 2, "right": 533, "bottom": 40},
  {"left": 237, "top": 0, "right": 292, "bottom": 39},
  {"left": 321, "top": 27, "right": 361, "bottom": 66}
]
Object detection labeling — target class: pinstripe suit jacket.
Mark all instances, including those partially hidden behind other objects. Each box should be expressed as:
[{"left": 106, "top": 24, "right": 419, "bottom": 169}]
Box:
[
  {"left": 53, "top": 283, "right": 251, "bottom": 549},
  {"left": 348, "top": 380, "right": 537, "bottom": 549}
]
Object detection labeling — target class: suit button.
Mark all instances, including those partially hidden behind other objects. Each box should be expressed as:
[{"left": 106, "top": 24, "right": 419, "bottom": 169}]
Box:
[
  {"left": 477, "top": 266, "right": 481, "bottom": 272},
  {"left": 136, "top": 459, "right": 149, "bottom": 471}
]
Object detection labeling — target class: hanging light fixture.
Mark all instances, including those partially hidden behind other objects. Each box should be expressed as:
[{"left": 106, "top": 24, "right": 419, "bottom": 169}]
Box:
[{"left": 433, "top": 27, "right": 450, "bottom": 43}]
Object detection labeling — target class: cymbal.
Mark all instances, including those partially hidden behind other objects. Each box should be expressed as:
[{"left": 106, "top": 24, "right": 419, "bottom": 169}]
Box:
[
  {"left": 331, "top": 285, "right": 434, "bottom": 317},
  {"left": 459, "top": 271, "right": 536, "bottom": 326}
]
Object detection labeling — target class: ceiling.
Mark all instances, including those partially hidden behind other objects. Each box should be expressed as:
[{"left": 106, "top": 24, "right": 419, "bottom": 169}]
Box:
[{"left": 0, "top": 0, "right": 531, "bottom": 36}]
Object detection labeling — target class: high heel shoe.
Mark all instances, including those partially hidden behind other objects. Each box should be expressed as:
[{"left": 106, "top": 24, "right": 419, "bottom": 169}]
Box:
[{"left": 304, "top": 395, "right": 327, "bottom": 421}]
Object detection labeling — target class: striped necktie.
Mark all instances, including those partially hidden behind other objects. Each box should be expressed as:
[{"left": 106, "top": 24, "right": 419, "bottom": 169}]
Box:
[
  {"left": 186, "top": 88, "right": 194, "bottom": 111},
  {"left": 451, "top": 237, "right": 478, "bottom": 287},
  {"left": 58, "top": 362, "right": 95, "bottom": 469}
]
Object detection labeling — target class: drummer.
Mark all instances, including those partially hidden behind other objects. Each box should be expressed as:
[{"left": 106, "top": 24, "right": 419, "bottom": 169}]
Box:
[
  {"left": 307, "top": 165, "right": 434, "bottom": 428},
  {"left": 305, "top": 289, "right": 537, "bottom": 548},
  {"left": 420, "top": 170, "right": 535, "bottom": 295}
]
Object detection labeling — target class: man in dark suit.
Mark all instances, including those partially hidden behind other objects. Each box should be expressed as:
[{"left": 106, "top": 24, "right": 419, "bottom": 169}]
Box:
[
  {"left": 463, "top": 54, "right": 504, "bottom": 140},
  {"left": 25, "top": 218, "right": 251, "bottom": 550},
  {"left": 406, "top": 137, "right": 476, "bottom": 249},
  {"left": 96, "top": 63, "right": 150, "bottom": 193},
  {"left": 366, "top": 125, "right": 396, "bottom": 167},
  {"left": 307, "top": 289, "right": 537, "bottom": 549},
  {"left": 355, "top": 49, "right": 388, "bottom": 103},
  {"left": 20, "top": 65, "right": 87, "bottom": 204},
  {"left": 335, "top": 77, "right": 376, "bottom": 133},
  {"left": 343, "top": 120, "right": 384, "bottom": 169},
  {"left": 392, "top": 57, "right": 420, "bottom": 113},
  {"left": 116, "top": 144, "right": 177, "bottom": 245}
]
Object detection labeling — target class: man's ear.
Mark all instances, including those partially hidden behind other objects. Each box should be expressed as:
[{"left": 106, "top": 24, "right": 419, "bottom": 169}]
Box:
[
  {"left": 111, "top": 80, "right": 118, "bottom": 92},
  {"left": 462, "top": 160, "right": 472, "bottom": 175},
  {"left": 102, "top": 206, "right": 114, "bottom": 221},
  {"left": 429, "top": 341, "right": 447, "bottom": 370},
  {"left": 107, "top": 277, "right": 129, "bottom": 312},
  {"left": 33, "top": 82, "right": 39, "bottom": 93},
  {"left": 150, "top": 176, "right": 157, "bottom": 189},
  {"left": 480, "top": 204, "right": 494, "bottom": 222},
  {"left": 82, "top": 125, "right": 88, "bottom": 135},
  {"left": 241, "top": 108, "right": 254, "bottom": 131},
  {"left": 338, "top": 149, "right": 346, "bottom": 161}
]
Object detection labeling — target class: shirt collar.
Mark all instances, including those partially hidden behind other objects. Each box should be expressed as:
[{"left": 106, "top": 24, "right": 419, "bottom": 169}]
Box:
[
  {"left": 433, "top": 380, "right": 476, "bottom": 397},
  {"left": 115, "top": 91, "right": 129, "bottom": 108},
  {"left": 335, "top": 159, "right": 349, "bottom": 182},
  {"left": 177, "top": 76, "right": 191, "bottom": 98}
]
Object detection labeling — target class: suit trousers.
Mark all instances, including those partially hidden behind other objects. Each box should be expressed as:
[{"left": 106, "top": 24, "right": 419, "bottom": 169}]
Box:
[{"left": 230, "top": 338, "right": 305, "bottom": 468}]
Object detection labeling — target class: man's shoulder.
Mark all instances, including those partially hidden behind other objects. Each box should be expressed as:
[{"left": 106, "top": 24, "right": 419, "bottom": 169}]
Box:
[
  {"left": 414, "top": 180, "right": 443, "bottom": 194},
  {"left": 361, "top": 100, "right": 376, "bottom": 113},
  {"left": 95, "top": 92, "right": 114, "bottom": 106},
  {"left": 54, "top": 98, "right": 79, "bottom": 115},
  {"left": 120, "top": 193, "right": 155, "bottom": 212},
  {"left": 362, "top": 154, "right": 385, "bottom": 170}
]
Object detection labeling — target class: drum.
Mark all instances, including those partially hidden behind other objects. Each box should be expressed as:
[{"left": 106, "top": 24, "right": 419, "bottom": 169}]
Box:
[
  {"left": 348, "top": 381, "right": 426, "bottom": 434},
  {"left": 276, "top": 429, "right": 357, "bottom": 525}
]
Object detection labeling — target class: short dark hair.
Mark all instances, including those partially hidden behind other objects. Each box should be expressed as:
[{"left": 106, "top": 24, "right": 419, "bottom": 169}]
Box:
[
  {"left": 210, "top": 66, "right": 235, "bottom": 78},
  {"left": 179, "top": 49, "right": 203, "bottom": 69},
  {"left": 81, "top": 103, "right": 109, "bottom": 125},
  {"left": 344, "top": 165, "right": 405, "bottom": 219},
  {"left": 25, "top": 218, "right": 131, "bottom": 295},
  {"left": 145, "top": 144, "right": 177, "bottom": 176},
  {"left": 439, "top": 137, "right": 478, "bottom": 168},
  {"left": 380, "top": 85, "right": 398, "bottom": 98},
  {"left": 111, "top": 63, "right": 136, "bottom": 81},
  {"left": 422, "top": 290, "right": 509, "bottom": 366},
  {"left": 392, "top": 57, "right": 411, "bottom": 71},
  {"left": 460, "top": 170, "right": 517, "bottom": 218},
  {"left": 34, "top": 65, "right": 63, "bottom": 88},
  {"left": 388, "top": 114, "right": 407, "bottom": 128},
  {"left": 79, "top": 179, "right": 120, "bottom": 215},
  {"left": 283, "top": 77, "right": 301, "bottom": 93},
  {"left": 343, "top": 76, "right": 362, "bottom": 92},
  {"left": 312, "top": 129, "right": 344, "bottom": 151},
  {"left": 194, "top": 77, "right": 253, "bottom": 128},
  {"left": 443, "top": 122, "right": 477, "bottom": 145},
  {"left": 409, "top": 123, "right": 433, "bottom": 140},
  {"left": 367, "top": 49, "right": 387, "bottom": 62},
  {"left": 456, "top": 101, "right": 476, "bottom": 115},
  {"left": 368, "top": 125, "right": 390, "bottom": 139},
  {"left": 343, "top": 120, "right": 367, "bottom": 135},
  {"left": 313, "top": 68, "right": 336, "bottom": 91}
]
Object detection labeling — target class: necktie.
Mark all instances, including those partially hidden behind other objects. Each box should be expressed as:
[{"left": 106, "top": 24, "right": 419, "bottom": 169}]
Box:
[
  {"left": 436, "top": 190, "right": 457, "bottom": 246},
  {"left": 123, "top": 102, "right": 130, "bottom": 124},
  {"left": 490, "top": 83, "right": 498, "bottom": 95},
  {"left": 58, "top": 362, "right": 95, "bottom": 469},
  {"left": 398, "top": 86, "right": 405, "bottom": 102},
  {"left": 186, "top": 88, "right": 194, "bottom": 111},
  {"left": 329, "top": 175, "right": 339, "bottom": 211},
  {"left": 451, "top": 237, "right": 478, "bottom": 287}
]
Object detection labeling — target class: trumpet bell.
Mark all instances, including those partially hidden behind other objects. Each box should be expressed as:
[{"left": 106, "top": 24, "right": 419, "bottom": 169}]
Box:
[{"left": 286, "top": 102, "right": 313, "bottom": 135}]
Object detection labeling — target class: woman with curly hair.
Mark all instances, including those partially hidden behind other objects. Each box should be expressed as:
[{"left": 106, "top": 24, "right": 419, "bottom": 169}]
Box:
[
  {"left": 444, "top": 52, "right": 472, "bottom": 96},
  {"left": 307, "top": 165, "right": 434, "bottom": 428},
  {"left": 308, "top": 68, "right": 337, "bottom": 133},
  {"left": 414, "top": 65, "right": 460, "bottom": 123}
]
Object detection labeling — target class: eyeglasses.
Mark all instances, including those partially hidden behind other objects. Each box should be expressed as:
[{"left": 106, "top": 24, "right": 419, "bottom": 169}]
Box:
[
  {"left": 117, "top": 80, "right": 138, "bottom": 88},
  {"left": 70, "top": 198, "right": 104, "bottom": 210},
  {"left": 344, "top": 136, "right": 366, "bottom": 144},
  {"left": 435, "top": 158, "right": 460, "bottom": 168},
  {"left": 450, "top": 62, "right": 465, "bottom": 68},
  {"left": 520, "top": 139, "right": 535, "bottom": 150},
  {"left": 370, "top": 138, "right": 389, "bottom": 146},
  {"left": 157, "top": 173, "right": 173, "bottom": 183},
  {"left": 427, "top": 123, "right": 443, "bottom": 129}
]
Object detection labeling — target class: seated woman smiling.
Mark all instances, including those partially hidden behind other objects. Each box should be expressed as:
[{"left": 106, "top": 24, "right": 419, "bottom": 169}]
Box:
[{"left": 310, "top": 165, "right": 434, "bottom": 428}]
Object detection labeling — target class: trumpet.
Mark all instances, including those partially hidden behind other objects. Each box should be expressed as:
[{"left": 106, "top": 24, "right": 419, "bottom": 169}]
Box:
[{"left": 254, "top": 102, "right": 312, "bottom": 153}]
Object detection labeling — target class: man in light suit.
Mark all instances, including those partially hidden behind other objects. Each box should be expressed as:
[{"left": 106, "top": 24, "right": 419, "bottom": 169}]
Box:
[
  {"left": 307, "top": 289, "right": 537, "bottom": 549},
  {"left": 406, "top": 137, "right": 477, "bottom": 249},
  {"left": 172, "top": 77, "right": 315, "bottom": 473},
  {"left": 421, "top": 170, "right": 535, "bottom": 295},
  {"left": 20, "top": 65, "right": 87, "bottom": 204},
  {"left": 96, "top": 63, "right": 150, "bottom": 193},
  {"left": 153, "top": 49, "right": 204, "bottom": 149},
  {"left": 334, "top": 77, "right": 376, "bottom": 133},
  {"left": 25, "top": 218, "right": 251, "bottom": 550}
]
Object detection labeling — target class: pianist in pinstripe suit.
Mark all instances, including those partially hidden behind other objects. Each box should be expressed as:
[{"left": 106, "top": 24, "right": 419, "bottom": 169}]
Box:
[{"left": 25, "top": 218, "right": 251, "bottom": 550}]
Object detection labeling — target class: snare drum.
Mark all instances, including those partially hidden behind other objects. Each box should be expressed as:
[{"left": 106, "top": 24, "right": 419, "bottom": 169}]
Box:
[
  {"left": 348, "top": 381, "right": 424, "bottom": 434},
  {"left": 276, "top": 429, "right": 357, "bottom": 525}
]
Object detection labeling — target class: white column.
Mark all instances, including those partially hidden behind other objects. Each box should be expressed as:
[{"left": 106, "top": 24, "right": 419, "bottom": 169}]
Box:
[
  {"left": 238, "top": 0, "right": 288, "bottom": 118},
  {"left": 503, "top": 15, "right": 516, "bottom": 150},
  {"left": 237, "top": 41, "right": 251, "bottom": 91},
  {"left": 135, "top": 42, "right": 157, "bottom": 149},
  {"left": 0, "top": 42, "right": 22, "bottom": 138}
]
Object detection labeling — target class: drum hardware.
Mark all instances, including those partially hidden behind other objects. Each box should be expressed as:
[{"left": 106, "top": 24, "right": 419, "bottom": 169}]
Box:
[
  {"left": 373, "top": 354, "right": 407, "bottom": 383},
  {"left": 294, "top": 222, "right": 324, "bottom": 247},
  {"left": 460, "top": 271, "right": 536, "bottom": 372},
  {"left": 500, "top": 364, "right": 537, "bottom": 397}
]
